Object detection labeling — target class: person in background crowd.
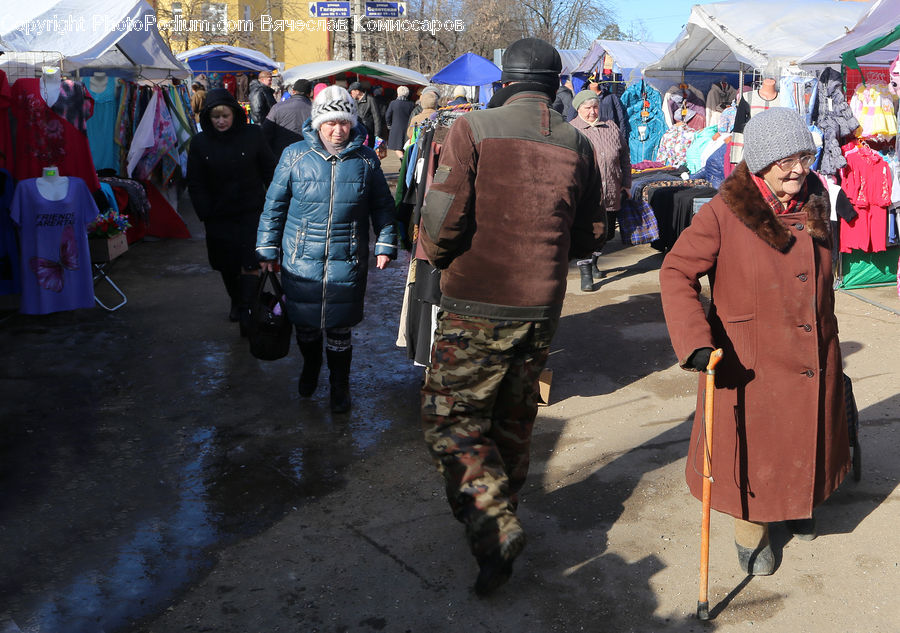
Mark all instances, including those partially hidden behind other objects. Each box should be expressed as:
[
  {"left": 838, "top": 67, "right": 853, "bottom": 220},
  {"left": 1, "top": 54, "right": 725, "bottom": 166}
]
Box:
[
  {"left": 418, "top": 37, "right": 604, "bottom": 597},
  {"left": 569, "top": 89, "right": 631, "bottom": 291},
  {"left": 235, "top": 72, "right": 250, "bottom": 102},
  {"left": 249, "top": 70, "right": 277, "bottom": 124},
  {"left": 348, "top": 81, "right": 385, "bottom": 155},
  {"left": 187, "top": 89, "right": 277, "bottom": 334},
  {"left": 552, "top": 77, "right": 576, "bottom": 121},
  {"left": 313, "top": 82, "right": 328, "bottom": 99},
  {"left": 385, "top": 85, "right": 417, "bottom": 158},
  {"left": 409, "top": 85, "right": 441, "bottom": 120},
  {"left": 257, "top": 86, "right": 398, "bottom": 413},
  {"left": 262, "top": 79, "right": 313, "bottom": 159},
  {"left": 659, "top": 107, "right": 849, "bottom": 577},
  {"left": 190, "top": 82, "right": 206, "bottom": 124},
  {"left": 372, "top": 85, "right": 390, "bottom": 122},
  {"left": 448, "top": 85, "right": 468, "bottom": 106},
  {"left": 271, "top": 74, "right": 287, "bottom": 102},
  {"left": 406, "top": 90, "right": 439, "bottom": 141},
  {"left": 592, "top": 79, "right": 628, "bottom": 143}
]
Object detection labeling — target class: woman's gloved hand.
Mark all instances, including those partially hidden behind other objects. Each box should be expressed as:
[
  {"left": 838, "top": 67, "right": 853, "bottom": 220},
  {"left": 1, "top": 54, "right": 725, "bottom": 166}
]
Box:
[{"left": 688, "top": 347, "right": 714, "bottom": 371}]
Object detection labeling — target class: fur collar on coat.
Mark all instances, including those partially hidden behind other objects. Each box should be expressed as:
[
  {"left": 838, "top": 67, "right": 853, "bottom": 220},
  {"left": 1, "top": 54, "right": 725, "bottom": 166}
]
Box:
[{"left": 718, "top": 162, "right": 831, "bottom": 253}]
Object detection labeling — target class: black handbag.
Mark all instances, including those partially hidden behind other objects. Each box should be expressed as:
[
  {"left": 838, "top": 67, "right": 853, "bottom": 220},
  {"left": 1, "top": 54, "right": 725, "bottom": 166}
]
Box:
[{"left": 248, "top": 271, "right": 292, "bottom": 361}]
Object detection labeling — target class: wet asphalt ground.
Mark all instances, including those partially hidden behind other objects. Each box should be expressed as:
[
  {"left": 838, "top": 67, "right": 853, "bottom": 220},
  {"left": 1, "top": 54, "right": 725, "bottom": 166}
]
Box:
[{"left": 2, "top": 173, "right": 899, "bottom": 632}]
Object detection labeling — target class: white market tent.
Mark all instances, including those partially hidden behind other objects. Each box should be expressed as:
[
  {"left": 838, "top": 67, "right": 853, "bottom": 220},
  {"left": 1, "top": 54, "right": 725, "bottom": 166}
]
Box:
[
  {"left": 0, "top": 0, "right": 189, "bottom": 79},
  {"left": 558, "top": 49, "right": 588, "bottom": 76},
  {"left": 281, "top": 60, "right": 429, "bottom": 87},
  {"left": 574, "top": 40, "right": 670, "bottom": 81},
  {"left": 799, "top": 0, "right": 900, "bottom": 66},
  {"left": 643, "top": 0, "right": 872, "bottom": 77}
]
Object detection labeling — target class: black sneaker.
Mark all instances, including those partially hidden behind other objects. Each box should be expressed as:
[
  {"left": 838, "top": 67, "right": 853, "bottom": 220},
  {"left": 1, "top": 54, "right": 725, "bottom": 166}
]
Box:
[{"left": 474, "top": 531, "right": 526, "bottom": 597}]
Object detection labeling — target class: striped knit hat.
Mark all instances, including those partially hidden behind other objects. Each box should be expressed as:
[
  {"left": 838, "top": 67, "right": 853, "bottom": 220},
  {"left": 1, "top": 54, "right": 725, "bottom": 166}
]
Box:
[{"left": 310, "top": 85, "right": 358, "bottom": 130}]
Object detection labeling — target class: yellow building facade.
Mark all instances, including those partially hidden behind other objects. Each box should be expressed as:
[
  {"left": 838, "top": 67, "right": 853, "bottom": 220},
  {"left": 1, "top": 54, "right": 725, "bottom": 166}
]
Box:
[{"left": 151, "top": 0, "right": 330, "bottom": 69}]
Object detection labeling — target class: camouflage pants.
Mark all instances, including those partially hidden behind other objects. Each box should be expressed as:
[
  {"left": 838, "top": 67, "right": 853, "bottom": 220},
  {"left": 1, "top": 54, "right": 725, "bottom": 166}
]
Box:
[{"left": 421, "top": 311, "right": 557, "bottom": 558}]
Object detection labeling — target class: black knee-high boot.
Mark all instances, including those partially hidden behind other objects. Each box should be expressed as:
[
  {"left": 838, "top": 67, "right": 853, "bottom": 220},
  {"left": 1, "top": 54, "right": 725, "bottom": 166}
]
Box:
[
  {"left": 326, "top": 347, "right": 352, "bottom": 413},
  {"left": 221, "top": 273, "right": 240, "bottom": 321},
  {"left": 297, "top": 334, "right": 323, "bottom": 397},
  {"left": 238, "top": 274, "right": 258, "bottom": 337}
]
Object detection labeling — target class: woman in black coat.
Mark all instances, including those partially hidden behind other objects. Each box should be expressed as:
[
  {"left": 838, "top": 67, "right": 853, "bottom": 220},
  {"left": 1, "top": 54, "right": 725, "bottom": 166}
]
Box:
[
  {"left": 384, "top": 86, "right": 417, "bottom": 158},
  {"left": 187, "top": 88, "right": 277, "bottom": 333}
]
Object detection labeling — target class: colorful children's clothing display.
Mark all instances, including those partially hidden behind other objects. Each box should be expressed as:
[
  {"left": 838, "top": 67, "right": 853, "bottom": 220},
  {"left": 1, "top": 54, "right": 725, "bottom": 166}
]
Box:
[
  {"left": 840, "top": 141, "right": 892, "bottom": 254},
  {"left": 655, "top": 124, "right": 697, "bottom": 168},
  {"left": 850, "top": 84, "right": 898, "bottom": 141}
]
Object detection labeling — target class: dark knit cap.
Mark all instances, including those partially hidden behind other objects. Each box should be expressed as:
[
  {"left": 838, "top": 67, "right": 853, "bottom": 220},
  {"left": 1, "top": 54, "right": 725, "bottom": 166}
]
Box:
[
  {"left": 292, "top": 79, "right": 312, "bottom": 95},
  {"left": 743, "top": 107, "right": 816, "bottom": 173},
  {"left": 500, "top": 37, "right": 561, "bottom": 89}
]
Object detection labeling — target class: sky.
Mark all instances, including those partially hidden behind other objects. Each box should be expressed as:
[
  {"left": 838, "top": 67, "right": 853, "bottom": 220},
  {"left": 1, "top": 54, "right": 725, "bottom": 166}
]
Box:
[{"left": 610, "top": 0, "right": 699, "bottom": 45}]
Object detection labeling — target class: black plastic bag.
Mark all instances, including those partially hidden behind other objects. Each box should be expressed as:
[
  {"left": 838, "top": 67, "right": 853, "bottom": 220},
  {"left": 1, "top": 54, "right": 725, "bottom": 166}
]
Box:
[
  {"left": 248, "top": 271, "right": 292, "bottom": 361},
  {"left": 844, "top": 373, "right": 862, "bottom": 482}
]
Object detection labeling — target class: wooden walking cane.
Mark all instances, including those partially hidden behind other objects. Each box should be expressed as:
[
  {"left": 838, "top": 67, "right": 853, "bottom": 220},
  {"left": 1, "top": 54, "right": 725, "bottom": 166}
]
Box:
[{"left": 697, "top": 348, "right": 723, "bottom": 621}]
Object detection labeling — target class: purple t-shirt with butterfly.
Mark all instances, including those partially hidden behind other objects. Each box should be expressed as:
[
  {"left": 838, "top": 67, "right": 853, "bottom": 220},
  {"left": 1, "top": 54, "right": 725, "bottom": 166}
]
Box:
[{"left": 11, "top": 177, "right": 95, "bottom": 314}]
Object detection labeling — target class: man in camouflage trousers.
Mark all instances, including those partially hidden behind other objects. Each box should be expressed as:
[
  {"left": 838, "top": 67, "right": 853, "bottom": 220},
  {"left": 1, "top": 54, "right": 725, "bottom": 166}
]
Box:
[{"left": 419, "top": 37, "right": 605, "bottom": 597}]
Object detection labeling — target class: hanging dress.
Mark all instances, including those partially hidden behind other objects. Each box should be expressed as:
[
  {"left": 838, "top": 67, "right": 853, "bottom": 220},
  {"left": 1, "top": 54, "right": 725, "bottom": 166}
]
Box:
[
  {"left": 84, "top": 77, "right": 121, "bottom": 172},
  {"left": 10, "top": 78, "right": 100, "bottom": 191}
]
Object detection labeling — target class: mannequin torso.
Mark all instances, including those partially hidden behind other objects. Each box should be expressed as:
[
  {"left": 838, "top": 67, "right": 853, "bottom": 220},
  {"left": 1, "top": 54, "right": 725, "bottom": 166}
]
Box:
[
  {"left": 758, "top": 78, "right": 778, "bottom": 101},
  {"left": 40, "top": 67, "right": 62, "bottom": 108},
  {"left": 89, "top": 72, "right": 108, "bottom": 94},
  {"left": 36, "top": 167, "right": 69, "bottom": 201}
]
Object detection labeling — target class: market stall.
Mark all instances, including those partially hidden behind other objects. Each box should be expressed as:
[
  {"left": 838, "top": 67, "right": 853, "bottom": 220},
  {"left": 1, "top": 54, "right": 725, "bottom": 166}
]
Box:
[
  {"left": 1, "top": 0, "right": 188, "bottom": 80},
  {"left": 177, "top": 45, "right": 281, "bottom": 107},
  {"left": 281, "top": 60, "right": 428, "bottom": 96},
  {"left": 800, "top": 0, "right": 900, "bottom": 293},
  {"left": 572, "top": 40, "right": 670, "bottom": 93},
  {"left": 0, "top": 0, "right": 194, "bottom": 312}
]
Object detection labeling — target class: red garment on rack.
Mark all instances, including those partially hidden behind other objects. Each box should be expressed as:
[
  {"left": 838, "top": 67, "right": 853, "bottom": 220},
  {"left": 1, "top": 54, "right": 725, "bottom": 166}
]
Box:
[
  {"left": 10, "top": 78, "right": 100, "bottom": 190},
  {"left": 223, "top": 74, "right": 237, "bottom": 97},
  {"left": 0, "top": 71, "right": 13, "bottom": 172},
  {"left": 839, "top": 141, "right": 891, "bottom": 253}
]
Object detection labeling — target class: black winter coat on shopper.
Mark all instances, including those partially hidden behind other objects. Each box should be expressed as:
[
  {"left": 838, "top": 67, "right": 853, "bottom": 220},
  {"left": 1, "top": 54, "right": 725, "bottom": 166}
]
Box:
[
  {"left": 384, "top": 97, "right": 416, "bottom": 150},
  {"left": 187, "top": 89, "right": 277, "bottom": 223}
]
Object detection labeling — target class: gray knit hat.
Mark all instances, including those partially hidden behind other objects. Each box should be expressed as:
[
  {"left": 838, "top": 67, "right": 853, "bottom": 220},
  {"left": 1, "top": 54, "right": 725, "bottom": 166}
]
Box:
[
  {"left": 743, "top": 107, "right": 816, "bottom": 173},
  {"left": 310, "top": 85, "right": 358, "bottom": 130},
  {"left": 572, "top": 89, "right": 598, "bottom": 111}
]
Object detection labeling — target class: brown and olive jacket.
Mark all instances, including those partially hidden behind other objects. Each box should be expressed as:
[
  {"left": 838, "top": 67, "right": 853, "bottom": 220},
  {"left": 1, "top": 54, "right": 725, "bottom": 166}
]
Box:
[{"left": 419, "top": 88, "right": 605, "bottom": 321}]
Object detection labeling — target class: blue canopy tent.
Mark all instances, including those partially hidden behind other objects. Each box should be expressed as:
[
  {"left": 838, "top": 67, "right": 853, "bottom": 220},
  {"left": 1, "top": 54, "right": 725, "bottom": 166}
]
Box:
[
  {"left": 176, "top": 45, "right": 281, "bottom": 74},
  {"left": 431, "top": 52, "right": 501, "bottom": 104}
]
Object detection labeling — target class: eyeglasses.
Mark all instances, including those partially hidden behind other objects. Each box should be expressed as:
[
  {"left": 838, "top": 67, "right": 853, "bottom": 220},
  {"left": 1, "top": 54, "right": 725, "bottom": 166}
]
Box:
[{"left": 774, "top": 153, "right": 816, "bottom": 170}]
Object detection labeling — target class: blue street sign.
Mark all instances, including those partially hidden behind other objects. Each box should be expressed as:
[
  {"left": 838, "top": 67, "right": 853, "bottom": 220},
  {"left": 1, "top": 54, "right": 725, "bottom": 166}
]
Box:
[
  {"left": 364, "top": 1, "right": 406, "bottom": 17},
  {"left": 309, "top": 2, "right": 351, "bottom": 17}
]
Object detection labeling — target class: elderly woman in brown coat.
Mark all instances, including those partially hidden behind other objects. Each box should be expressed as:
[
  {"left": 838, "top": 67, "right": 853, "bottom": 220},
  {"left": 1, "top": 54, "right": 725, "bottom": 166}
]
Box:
[
  {"left": 660, "top": 107, "right": 849, "bottom": 576},
  {"left": 406, "top": 90, "right": 439, "bottom": 141},
  {"left": 569, "top": 90, "right": 630, "bottom": 290}
]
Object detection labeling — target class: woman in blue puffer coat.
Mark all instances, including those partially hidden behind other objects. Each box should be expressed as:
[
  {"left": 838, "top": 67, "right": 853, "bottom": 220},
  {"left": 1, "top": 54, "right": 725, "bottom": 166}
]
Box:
[{"left": 257, "top": 85, "right": 397, "bottom": 413}]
